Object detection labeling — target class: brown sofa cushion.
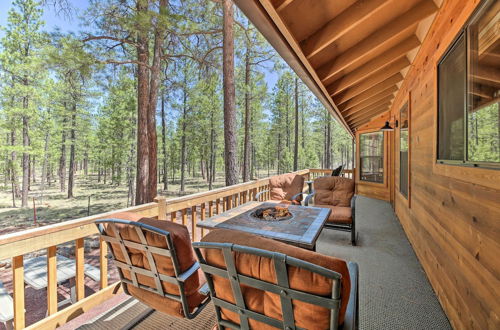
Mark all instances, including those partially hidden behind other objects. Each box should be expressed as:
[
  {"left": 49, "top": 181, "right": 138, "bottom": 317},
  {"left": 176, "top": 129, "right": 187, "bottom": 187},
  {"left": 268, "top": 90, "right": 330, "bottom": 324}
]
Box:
[
  {"left": 269, "top": 173, "right": 305, "bottom": 202},
  {"left": 314, "top": 176, "right": 354, "bottom": 207},
  {"left": 200, "top": 229, "right": 351, "bottom": 329},
  {"left": 103, "top": 211, "right": 206, "bottom": 317},
  {"left": 315, "top": 205, "right": 352, "bottom": 224}
]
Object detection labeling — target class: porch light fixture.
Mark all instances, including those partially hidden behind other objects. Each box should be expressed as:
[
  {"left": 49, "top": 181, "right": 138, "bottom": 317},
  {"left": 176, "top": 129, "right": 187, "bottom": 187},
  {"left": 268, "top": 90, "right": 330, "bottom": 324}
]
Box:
[{"left": 380, "top": 121, "right": 394, "bottom": 131}]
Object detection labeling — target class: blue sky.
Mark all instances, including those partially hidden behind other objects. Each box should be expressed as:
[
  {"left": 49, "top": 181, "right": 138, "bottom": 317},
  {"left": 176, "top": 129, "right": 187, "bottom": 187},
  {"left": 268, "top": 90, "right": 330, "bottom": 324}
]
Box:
[{"left": 0, "top": 0, "right": 279, "bottom": 88}]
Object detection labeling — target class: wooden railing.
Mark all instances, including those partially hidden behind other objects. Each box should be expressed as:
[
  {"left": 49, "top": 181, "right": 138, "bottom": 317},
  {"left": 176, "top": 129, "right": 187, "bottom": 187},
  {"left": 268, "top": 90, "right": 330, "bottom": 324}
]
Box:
[{"left": 0, "top": 168, "right": 354, "bottom": 329}]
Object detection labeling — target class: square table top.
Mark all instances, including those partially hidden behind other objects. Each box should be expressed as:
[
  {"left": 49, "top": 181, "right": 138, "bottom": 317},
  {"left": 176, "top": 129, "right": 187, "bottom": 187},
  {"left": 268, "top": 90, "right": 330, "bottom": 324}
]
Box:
[
  {"left": 197, "top": 201, "right": 330, "bottom": 249},
  {"left": 24, "top": 255, "right": 101, "bottom": 290}
]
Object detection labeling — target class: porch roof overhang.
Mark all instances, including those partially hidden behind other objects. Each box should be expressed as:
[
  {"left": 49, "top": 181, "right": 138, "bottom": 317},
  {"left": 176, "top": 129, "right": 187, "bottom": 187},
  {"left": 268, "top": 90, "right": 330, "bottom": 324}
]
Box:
[{"left": 233, "top": 0, "right": 442, "bottom": 135}]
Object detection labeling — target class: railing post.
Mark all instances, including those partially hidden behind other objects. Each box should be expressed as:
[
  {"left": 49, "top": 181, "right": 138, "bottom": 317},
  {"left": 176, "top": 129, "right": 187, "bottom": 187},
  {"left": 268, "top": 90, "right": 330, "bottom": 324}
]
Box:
[
  {"left": 201, "top": 203, "right": 206, "bottom": 238},
  {"left": 47, "top": 246, "right": 57, "bottom": 315},
  {"left": 75, "top": 238, "right": 85, "bottom": 301},
  {"left": 99, "top": 237, "right": 108, "bottom": 289},
  {"left": 12, "top": 255, "right": 24, "bottom": 330},
  {"left": 182, "top": 208, "right": 187, "bottom": 226},
  {"left": 156, "top": 196, "right": 167, "bottom": 220}
]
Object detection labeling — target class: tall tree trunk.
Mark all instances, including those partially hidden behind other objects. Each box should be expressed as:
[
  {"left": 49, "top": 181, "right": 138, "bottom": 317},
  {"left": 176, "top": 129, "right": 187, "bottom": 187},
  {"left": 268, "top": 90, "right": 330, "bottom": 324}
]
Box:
[
  {"left": 135, "top": 0, "right": 151, "bottom": 205},
  {"left": 208, "top": 110, "right": 215, "bottom": 190},
  {"left": 293, "top": 77, "right": 299, "bottom": 171},
  {"left": 59, "top": 116, "right": 67, "bottom": 192},
  {"left": 41, "top": 132, "right": 49, "bottom": 199},
  {"left": 180, "top": 65, "right": 188, "bottom": 192},
  {"left": 10, "top": 129, "right": 20, "bottom": 198},
  {"left": 242, "top": 40, "right": 251, "bottom": 182},
  {"left": 161, "top": 91, "right": 168, "bottom": 191},
  {"left": 32, "top": 155, "right": 36, "bottom": 183},
  {"left": 222, "top": 0, "right": 238, "bottom": 186},
  {"left": 21, "top": 114, "right": 29, "bottom": 207},
  {"left": 67, "top": 104, "right": 77, "bottom": 198}
]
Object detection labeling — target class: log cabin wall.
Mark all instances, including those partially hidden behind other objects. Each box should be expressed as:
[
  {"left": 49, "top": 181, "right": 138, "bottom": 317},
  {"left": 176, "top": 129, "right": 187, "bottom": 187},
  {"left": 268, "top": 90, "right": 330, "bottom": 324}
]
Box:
[{"left": 364, "top": 0, "right": 500, "bottom": 328}]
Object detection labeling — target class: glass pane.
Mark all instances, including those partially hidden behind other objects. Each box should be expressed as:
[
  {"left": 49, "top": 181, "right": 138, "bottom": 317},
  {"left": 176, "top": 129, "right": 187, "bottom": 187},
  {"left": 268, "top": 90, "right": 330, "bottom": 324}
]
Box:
[
  {"left": 360, "top": 132, "right": 384, "bottom": 183},
  {"left": 467, "top": 0, "right": 500, "bottom": 163},
  {"left": 438, "top": 33, "right": 466, "bottom": 161},
  {"left": 400, "top": 103, "right": 409, "bottom": 198}
]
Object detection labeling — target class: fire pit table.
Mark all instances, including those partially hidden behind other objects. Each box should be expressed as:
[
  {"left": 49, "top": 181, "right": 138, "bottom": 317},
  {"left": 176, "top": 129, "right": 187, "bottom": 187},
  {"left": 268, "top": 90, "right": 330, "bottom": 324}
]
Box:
[{"left": 196, "top": 201, "right": 331, "bottom": 250}]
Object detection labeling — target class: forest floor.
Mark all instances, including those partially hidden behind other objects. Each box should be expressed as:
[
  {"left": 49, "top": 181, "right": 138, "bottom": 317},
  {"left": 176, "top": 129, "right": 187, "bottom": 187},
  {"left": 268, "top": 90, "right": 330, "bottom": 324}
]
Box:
[{"left": 0, "top": 172, "right": 236, "bottom": 236}]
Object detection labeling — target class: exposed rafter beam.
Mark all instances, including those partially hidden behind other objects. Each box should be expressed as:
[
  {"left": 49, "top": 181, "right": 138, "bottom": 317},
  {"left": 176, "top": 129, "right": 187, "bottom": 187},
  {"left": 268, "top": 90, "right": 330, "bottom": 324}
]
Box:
[
  {"left": 473, "top": 66, "right": 500, "bottom": 87},
  {"left": 326, "top": 36, "right": 420, "bottom": 94},
  {"left": 317, "top": 0, "right": 438, "bottom": 82},
  {"left": 331, "top": 62, "right": 406, "bottom": 103},
  {"left": 340, "top": 85, "right": 399, "bottom": 111},
  {"left": 301, "top": 0, "right": 390, "bottom": 58},
  {"left": 273, "top": 0, "right": 295, "bottom": 12},
  {"left": 348, "top": 102, "right": 392, "bottom": 124},
  {"left": 336, "top": 73, "right": 403, "bottom": 105},
  {"left": 340, "top": 86, "right": 397, "bottom": 113},
  {"left": 345, "top": 95, "right": 395, "bottom": 119},
  {"left": 350, "top": 105, "right": 391, "bottom": 126}
]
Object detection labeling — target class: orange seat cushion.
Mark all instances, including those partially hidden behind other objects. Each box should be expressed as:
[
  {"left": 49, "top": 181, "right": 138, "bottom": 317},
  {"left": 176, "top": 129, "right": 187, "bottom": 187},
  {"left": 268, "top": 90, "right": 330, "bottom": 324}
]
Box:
[
  {"left": 103, "top": 211, "right": 207, "bottom": 317},
  {"left": 314, "top": 176, "right": 354, "bottom": 207},
  {"left": 314, "top": 205, "right": 352, "bottom": 224},
  {"left": 200, "top": 229, "right": 351, "bottom": 329},
  {"left": 269, "top": 173, "right": 305, "bottom": 203}
]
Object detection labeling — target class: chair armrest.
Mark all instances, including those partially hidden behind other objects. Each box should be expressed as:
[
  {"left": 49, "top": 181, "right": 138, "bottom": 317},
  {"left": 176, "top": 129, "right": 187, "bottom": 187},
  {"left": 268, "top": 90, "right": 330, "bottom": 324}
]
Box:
[
  {"left": 304, "top": 191, "right": 316, "bottom": 206},
  {"left": 254, "top": 190, "right": 270, "bottom": 201},
  {"left": 291, "top": 192, "right": 306, "bottom": 205},
  {"left": 343, "top": 261, "right": 359, "bottom": 330},
  {"left": 177, "top": 262, "right": 200, "bottom": 282}
]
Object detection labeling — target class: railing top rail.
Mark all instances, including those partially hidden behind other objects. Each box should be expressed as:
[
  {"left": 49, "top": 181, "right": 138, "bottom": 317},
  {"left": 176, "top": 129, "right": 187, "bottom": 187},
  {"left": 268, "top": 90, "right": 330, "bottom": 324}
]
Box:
[{"left": 0, "top": 202, "right": 158, "bottom": 247}]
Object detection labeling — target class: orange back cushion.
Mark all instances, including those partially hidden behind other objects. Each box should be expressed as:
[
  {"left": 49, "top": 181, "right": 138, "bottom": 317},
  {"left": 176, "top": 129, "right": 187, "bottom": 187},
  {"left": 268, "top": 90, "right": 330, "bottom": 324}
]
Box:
[
  {"left": 269, "top": 173, "right": 305, "bottom": 202},
  {"left": 314, "top": 176, "right": 354, "bottom": 207},
  {"left": 201, "top": 229, "right": 350, "bottom": 329}
]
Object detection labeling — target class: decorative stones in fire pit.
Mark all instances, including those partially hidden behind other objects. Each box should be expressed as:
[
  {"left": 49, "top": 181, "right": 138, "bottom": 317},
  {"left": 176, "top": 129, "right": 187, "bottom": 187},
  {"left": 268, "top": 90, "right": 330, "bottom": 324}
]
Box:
[{"left": 250, "top": 206, "right": 293, "bottom": 221}]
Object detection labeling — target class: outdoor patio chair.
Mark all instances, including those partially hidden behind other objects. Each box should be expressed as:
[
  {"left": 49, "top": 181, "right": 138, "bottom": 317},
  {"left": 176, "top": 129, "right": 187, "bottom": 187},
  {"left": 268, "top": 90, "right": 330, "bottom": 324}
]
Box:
[
  {"left": 254, "top": 172, "right": 305, "bottom": 205},
  {"left": 193, "top": 229, "right": 359, "bottom": 330},
  {"left": 95, "top": 212, "right": 210, "bottom": 329},
  {"left": 331, "top": 165, "right": 344, "bottom": 177},
  {"left": 0, "top": 280, "right": 14, "bottom": 330},
  {"left": 305, "top": 176, "right": 357, "bottom": 245}
]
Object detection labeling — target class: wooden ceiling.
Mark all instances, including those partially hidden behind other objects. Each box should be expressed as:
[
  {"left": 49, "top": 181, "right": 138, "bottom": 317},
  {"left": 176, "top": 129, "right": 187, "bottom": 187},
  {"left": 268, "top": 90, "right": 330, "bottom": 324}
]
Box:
[{"left": 234, "top": 0, "right": 442, "bottom": 134}]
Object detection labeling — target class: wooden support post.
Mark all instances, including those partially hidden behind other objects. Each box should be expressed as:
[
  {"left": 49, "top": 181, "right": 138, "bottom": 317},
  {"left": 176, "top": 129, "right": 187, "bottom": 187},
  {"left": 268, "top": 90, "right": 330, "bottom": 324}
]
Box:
[
  {"left": 12, "top": 255, "right": 24, "bottom": 330},
  {"left": 191, "top": 206, "right": 197, "bottom": 242},
  {"left": 156, "top": 196, "right": 167, "bottom": 220},
  {"left": 200, "top": 203, "right": 206, "bottom": 238},
  {"left": 75, "top": 238, "right": 85, "bottom": 301},
  {"left": 182, "top": 208, "right": 187, "bottom": 226},
  {"left": 99, "top": 237, "right": 108, "bottom": 289},
  {"left": 47, "top": 246, "right": 57, "bottom": 315}
]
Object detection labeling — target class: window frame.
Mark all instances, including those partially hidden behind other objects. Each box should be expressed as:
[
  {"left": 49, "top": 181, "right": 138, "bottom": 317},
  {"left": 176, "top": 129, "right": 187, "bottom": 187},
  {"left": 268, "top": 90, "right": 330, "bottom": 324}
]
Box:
[
  {"left": 398, "top": 100, "right": 410, "bottom": 204},
  {"left": 436, "top": 0, "right": 499, "bottom": 169},
  {"left": 358, "top": 130, "right": 385, "bottom": 185}
]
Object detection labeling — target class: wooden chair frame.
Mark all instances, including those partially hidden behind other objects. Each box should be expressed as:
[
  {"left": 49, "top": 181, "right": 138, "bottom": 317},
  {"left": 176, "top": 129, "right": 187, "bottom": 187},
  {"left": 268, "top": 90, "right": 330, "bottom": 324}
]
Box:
[{"left": 193, "top": 241, "right": 359, "bottom": 330}]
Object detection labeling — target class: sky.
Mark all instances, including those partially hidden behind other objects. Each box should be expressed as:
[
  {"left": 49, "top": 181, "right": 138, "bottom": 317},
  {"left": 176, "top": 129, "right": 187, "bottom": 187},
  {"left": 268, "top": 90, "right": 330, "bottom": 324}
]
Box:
[{"left": 0, "top": 0, "right": 279, "bottom": 88}]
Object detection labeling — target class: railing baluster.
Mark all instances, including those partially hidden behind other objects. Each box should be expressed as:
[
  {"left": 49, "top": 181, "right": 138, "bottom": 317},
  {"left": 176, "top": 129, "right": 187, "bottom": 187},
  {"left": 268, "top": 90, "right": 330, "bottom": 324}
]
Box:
[
  {"left": 12, "top": 255, "right": 24, "bottom": 330},
  {"left": 76, "top": 238, "right": 85, "bottom": 301},
  {"left": 200, "top": 202, "right": 206, "bottom": 238},
  {"left": 191, "top": 206, "right": 197, "bottom": 242},
  {"left": 182, "top": 208, "right": 187, "bottom": 226},
  {"left": 47, "top": 246, "right": 57, "bottom": 315},
  {"left": 171, "top": 211, "right": 176, "bottom": 222},
  {"left": 216, "top": 199, "right": 220, "bottom": 214},
  {"left": 99, "top": 237, "right": 108, "bottom": 289},
  {"left": 208, "top": 201, "right": 213, "bottom": 217}
]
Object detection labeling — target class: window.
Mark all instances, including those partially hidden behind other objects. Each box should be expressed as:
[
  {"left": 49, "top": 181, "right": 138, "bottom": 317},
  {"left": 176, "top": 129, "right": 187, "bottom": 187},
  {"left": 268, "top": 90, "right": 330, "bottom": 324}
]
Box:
[
  {"left": 360, "top": 132, "right": 384, "bottom": 183},
  {"left": 437, "top": 0, "right": 499, "bottom": 167},
  {"left": 400, "top": 103, "right": 409, "bottom": 198}
]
